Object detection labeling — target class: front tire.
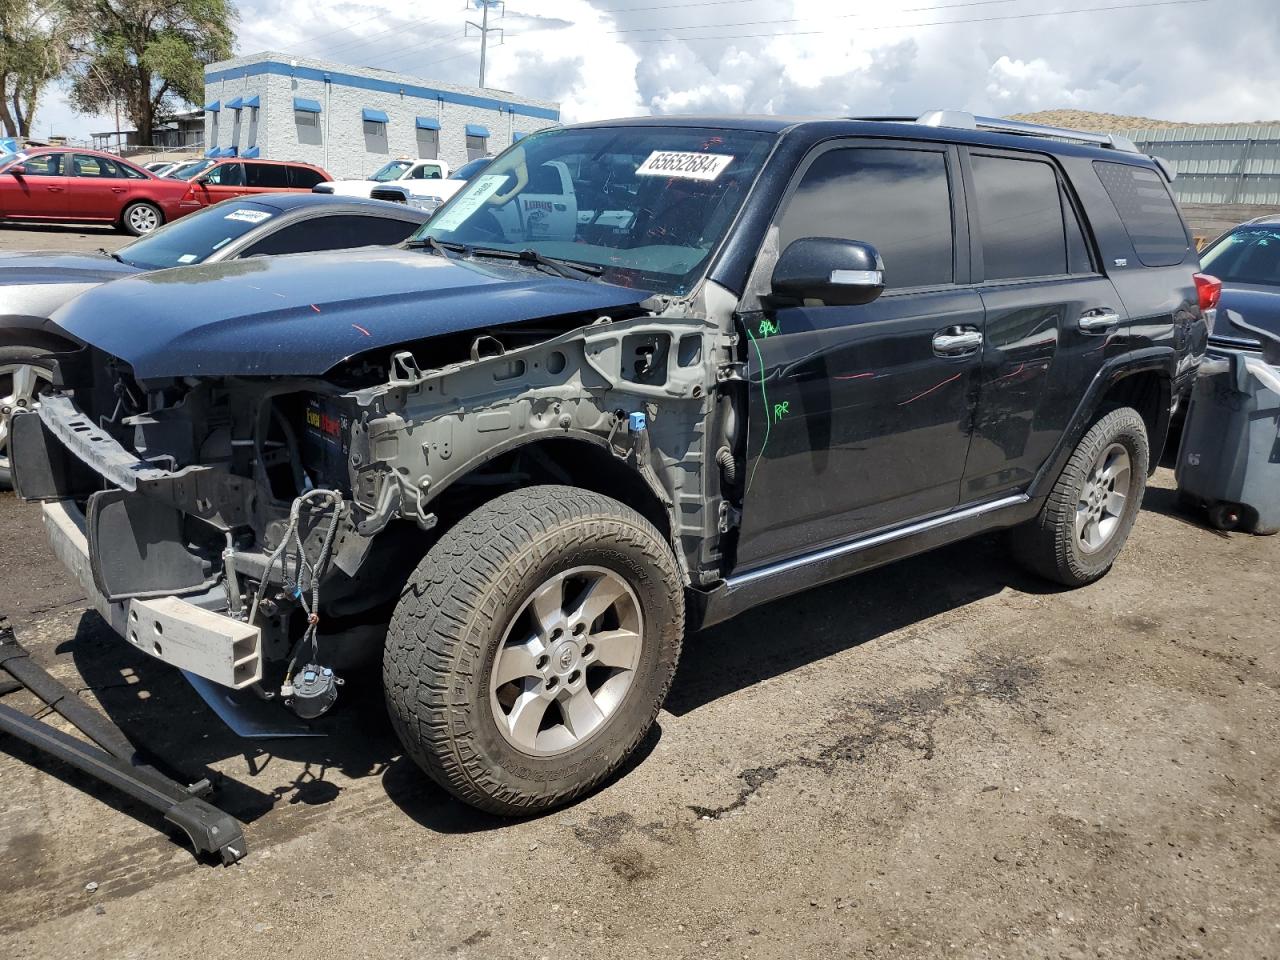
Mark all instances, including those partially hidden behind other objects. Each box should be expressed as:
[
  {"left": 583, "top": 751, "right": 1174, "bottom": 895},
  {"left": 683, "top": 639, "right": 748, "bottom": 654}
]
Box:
[
  {"left": 384, "top": 485, "right": 684, "bottom": 815},
  {"left": 121, "top": 201, "right": 162, "bottom": 236},
  {"left": 1010, "top": 407, "right": 1149, "bottom": 587}
]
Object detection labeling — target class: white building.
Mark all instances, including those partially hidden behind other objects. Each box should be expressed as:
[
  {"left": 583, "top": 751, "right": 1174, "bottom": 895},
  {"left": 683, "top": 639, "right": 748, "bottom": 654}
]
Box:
[{"left": 201, "top": 51, "right": 561, "bottom": 180}]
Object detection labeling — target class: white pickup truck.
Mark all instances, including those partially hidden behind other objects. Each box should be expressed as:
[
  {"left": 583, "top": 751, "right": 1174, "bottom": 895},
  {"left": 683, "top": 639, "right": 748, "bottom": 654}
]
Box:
[
  {"left": 314, "top": 158, "right": 465, "bottom": 211},
  {"left": 361, "top": 156, "right": 496, "bottom": 215}
]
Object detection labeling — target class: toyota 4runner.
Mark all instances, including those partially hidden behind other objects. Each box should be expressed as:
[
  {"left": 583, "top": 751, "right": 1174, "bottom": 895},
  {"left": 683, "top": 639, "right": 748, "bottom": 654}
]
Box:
[{"left": 10, "top": 111, "right": 1211, "bottom": 815}]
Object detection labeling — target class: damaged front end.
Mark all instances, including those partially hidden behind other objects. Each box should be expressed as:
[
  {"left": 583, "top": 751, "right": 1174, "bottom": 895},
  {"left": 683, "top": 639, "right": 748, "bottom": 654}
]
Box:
[{"left": 11, "top": 299, "right": 736, "bottom": 724}]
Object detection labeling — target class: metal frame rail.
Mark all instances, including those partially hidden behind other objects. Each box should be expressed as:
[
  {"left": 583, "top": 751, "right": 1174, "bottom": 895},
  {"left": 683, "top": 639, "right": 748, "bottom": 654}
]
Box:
[{"left": 0, "top": 614, "right": 246, "bottom": 864}]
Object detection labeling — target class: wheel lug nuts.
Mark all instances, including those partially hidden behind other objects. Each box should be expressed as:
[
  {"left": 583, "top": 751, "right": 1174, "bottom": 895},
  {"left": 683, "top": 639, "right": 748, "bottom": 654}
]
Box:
[
  {"left": 568, "top": 670, "right": 581, "bottom": 684},
  {"left": 572, "top": 623, "right": 586, "bottom": 636},
  {"left": 581, "top": 643, "right": 594, "bottom": 657},
  {"left": 535, "top": 654, "right": 549, "bottom": 670},
  {"left": 545, "top": 676, "right": 558, "bottom": 690}
]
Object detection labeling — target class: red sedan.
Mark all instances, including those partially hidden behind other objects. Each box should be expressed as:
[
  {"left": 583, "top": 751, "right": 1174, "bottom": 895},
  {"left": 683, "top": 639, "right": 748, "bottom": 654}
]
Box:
[{"left": 0, "top": 147, "right": 196, "bottom": 236}]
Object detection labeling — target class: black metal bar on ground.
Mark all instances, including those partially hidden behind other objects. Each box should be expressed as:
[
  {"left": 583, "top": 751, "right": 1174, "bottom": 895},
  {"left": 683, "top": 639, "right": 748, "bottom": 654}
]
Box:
[
  {"left": 0, "top": 619, "right": 136, "bottom": 760},
  {"left": 0, "top": 613, "right": 247, "bottom": 864}
]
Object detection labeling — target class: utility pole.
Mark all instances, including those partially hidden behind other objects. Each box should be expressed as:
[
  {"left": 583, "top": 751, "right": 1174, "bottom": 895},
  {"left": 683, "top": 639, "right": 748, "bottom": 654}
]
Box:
[{"left": 466, "top": 0, "right": 504, "bottom": 89}]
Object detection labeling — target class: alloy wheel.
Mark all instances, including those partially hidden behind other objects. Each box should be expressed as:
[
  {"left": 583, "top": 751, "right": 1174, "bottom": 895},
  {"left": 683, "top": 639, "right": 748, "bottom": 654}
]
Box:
[
  {"left": 0, "top": 363, "right": 50, "bottom": 474},
  {"left": 489, "top": 565, "right": 644, "bottom": 756},
  {"left": 128, "top": 205, "right": 159, "bottom": 234},
  {"left": 1075, "top": 441, "right": 1131, "bottom": 554}
]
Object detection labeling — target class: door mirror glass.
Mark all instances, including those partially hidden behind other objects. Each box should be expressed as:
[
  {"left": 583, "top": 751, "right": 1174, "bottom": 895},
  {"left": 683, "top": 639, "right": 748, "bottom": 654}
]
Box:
[{"left": 770, "top": 237, "right": 885, "bottom": 306}]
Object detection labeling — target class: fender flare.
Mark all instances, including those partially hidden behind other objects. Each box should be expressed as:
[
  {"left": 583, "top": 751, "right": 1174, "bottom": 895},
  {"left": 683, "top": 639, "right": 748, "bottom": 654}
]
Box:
[{"left": 1028, "top": 347, "right": 1175, "bottom": 499}]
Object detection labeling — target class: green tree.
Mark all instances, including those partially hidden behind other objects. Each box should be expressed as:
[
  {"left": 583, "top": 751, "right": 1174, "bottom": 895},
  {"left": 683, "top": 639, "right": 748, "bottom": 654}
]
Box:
[
  {"left": 67, "top": 0, "right": 235, "bottom": 144},
  {"left": 0, "top": 0, "right": 76, "bottom": 137}
]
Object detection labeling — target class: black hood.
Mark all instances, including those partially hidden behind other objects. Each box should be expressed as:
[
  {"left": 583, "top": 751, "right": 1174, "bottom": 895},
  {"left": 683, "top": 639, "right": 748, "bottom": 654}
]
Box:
[{"left": 50, "top": 247, "right": 653, "bottom": 379}]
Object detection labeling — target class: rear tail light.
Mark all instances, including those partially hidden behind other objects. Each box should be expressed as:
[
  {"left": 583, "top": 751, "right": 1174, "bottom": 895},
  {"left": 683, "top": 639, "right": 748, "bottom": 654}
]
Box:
[{"left": 1194, "top": 273, "right": 1222, "bottom": 311}]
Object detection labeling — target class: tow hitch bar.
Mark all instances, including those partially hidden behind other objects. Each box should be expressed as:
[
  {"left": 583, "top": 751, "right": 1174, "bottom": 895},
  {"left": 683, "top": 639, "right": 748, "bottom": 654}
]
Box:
[{"left": 0, "top": 614, "right": 247, "bottom": 864}]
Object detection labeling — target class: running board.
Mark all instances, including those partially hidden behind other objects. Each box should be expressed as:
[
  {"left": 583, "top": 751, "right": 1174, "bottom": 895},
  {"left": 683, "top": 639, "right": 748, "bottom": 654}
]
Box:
[
  {"left": 0, "top": 614, "right": 247, "bottom": 864},
  {"left": 696, "top": 494, "right": 1035, "bottom": 628}
]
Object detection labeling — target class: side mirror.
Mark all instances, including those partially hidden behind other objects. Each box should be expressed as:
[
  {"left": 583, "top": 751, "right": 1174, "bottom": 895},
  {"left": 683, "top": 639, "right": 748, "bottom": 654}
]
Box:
[
  {"left": 770, "top": 237, "right": 885, "bottom": 307},
  {"left": 192, "top": 173, "right": 210, "bottom": 185},
  {"left": 7, "top": 164, "right": 27, "bottom": 176}
]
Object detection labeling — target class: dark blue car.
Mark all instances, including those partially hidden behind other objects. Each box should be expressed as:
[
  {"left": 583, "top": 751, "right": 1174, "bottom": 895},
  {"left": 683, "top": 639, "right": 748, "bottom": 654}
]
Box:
[{"left": 1198, "top": 216, "right": 1280, "bottom": 351}]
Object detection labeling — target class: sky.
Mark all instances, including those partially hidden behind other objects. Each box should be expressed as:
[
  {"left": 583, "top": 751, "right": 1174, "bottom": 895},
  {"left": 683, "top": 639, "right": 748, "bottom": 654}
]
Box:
[{"left": 32, "top": 0, "right": 1280, "bottom": 142}]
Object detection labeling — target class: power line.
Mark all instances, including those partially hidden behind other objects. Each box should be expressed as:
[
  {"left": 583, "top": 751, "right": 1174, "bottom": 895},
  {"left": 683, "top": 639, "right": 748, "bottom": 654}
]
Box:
[{"left": 619, "top": 0, "right": 1212, "bottom": 43}]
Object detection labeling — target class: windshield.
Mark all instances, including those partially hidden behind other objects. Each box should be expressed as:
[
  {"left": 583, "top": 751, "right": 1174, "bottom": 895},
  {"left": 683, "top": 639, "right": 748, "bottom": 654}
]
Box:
[
  {"left": 1201, "top": 226, "right": 1280, "bottom": 286},
  {"left": 450, "top": 156, "right": 492, "bottom": 181},
  {"left": 116, "top": 201, "right": 279, "bottom": 270},
  {"left": 370, "top": 160, "right": 413, "bottom": 183},
  {"left": 414, "top": 125, "right": 775, "bottom": 295},
  {"left": 170, "top": 159, "right": 213, "bottom": 180}
]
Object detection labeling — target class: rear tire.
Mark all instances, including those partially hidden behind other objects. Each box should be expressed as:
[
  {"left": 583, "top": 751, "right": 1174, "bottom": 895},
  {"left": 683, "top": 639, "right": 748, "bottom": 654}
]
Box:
[
  {"left": 0, "top": 346, "right": 54, "bottom": 489},
  {"left": 1010, "top": 407, "right": 1149, "bottom": 587},
  {"left": 384, "top": 485, "right": 684, "bottom": 815},
  {"left": 121, "top": 201, "right": 162, "bottom": 236}
]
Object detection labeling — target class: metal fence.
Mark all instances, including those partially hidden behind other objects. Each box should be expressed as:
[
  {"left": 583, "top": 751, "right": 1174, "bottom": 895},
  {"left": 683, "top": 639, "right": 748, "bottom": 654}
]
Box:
[{"left": 1122, "top": 124, "right": 1280, "bottom": 205}]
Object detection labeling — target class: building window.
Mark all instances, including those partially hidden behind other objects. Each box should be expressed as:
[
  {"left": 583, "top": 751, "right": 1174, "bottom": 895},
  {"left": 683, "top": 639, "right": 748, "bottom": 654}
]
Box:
[
  {"left": 363, "top": 119, "right": 386, "bottom": 137},
  {"left": 416, "top": 129, "right": 438, "bottom": 159},
  {"left": 466, "top": 133, "right": 487, "bottom": 160},
  {"left": 295, "top": 110, "right": 318, "bottom": 127}
]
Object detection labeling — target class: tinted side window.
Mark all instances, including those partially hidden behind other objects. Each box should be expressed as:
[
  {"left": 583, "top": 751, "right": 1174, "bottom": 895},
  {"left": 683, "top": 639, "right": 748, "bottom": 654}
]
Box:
[
  {"left": 72, "top": 154, "right": 123, "bottom": 177},
  {"left": 778, "top": 147, "right": 954, "bottom": 289},
  {"left": 1093, "top": 161, "right": 1190, "bottom": 267},
  {"left": 18, "top": 153, "right": 61, "bottom": 175},
  {"left": 288, "top": 166, "right": 325, "bottom": 189},
  {"left": 1062, "top": 186, "right": 1094, "bottom": 275},
  {"left": 971, "top": 155, "right": 1068, "bottom": 281},
  {"left": 246, "top": 163, "right": 290, "bottom": 189},
  {"left": 242, "top": 214, "right": 417, "bottom": 257},
  {"left": 206, "top": 163, "right": 244, "bottom": 186}
]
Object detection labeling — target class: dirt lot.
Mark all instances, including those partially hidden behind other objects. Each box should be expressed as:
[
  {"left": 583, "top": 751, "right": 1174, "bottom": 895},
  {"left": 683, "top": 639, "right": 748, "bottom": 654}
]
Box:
[{"left": 0, "top": 226, "right": 1278, "bottom": 960}]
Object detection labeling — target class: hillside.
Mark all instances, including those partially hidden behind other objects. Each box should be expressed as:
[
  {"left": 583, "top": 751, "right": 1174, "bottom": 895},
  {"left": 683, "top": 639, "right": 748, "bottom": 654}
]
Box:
[{"left": 1007, "top": 109, "right": 1279, "bottom": 132}]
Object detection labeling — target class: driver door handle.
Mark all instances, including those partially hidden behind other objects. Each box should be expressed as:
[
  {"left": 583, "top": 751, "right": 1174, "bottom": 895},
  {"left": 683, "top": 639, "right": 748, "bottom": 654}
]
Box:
[
  {"left": 933, "top": 326, "right": 983, "bottom": 356},
  {"left": 1079, "top": 308, "right": 1122, "bottom": 333}
]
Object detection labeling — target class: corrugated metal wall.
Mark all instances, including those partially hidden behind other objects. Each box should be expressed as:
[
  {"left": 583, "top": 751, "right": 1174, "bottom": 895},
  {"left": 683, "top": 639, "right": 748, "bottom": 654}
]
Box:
[{"left": 1122, "top": 125, "right": 1280, "bottom": 205}]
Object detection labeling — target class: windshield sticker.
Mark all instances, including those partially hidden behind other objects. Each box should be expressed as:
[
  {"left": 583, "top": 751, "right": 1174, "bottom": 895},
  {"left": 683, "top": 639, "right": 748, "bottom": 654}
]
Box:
[
  {"left": 225, "top": 209, "right": 272, "bottom": 224},
  {"left": 636, "top": 151, "right": 734, "bottom": 182},
  {"left": 431, "top": 173, "right": 509, "bottom": 231},
  {"left": 177, "top": 253, "right": 198, "bottom": 264}
]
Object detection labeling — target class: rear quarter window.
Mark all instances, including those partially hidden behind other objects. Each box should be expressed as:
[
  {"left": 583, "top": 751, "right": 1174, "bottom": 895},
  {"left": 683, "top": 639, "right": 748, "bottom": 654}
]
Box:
[{"left": 1093, "top": 161, "right": 1190, "bottom": 268}]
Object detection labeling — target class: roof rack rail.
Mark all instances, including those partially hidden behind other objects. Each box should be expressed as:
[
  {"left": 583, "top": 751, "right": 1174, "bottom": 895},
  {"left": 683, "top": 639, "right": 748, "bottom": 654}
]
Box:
[{"left": 912, "top": 110, "right": 1141, "bottom": 153}]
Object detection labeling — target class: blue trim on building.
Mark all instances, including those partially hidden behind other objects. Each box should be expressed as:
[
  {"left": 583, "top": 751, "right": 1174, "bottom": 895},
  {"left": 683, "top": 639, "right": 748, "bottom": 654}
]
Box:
[
  {"left": 225, "top": 97, "right": 244, "bottom": 110},
  {"left": 415, "top": 116, "right": 441, "bottom": 131},
  {"left": 293, "top": 97, "right": 323, "bottom": 113},
  {"left": 242, "top": 146, "right": 260, "bottom": 158},
  {"left": 243, "top": 95, "right": 260, "bottom": 108},
  {"left": 204, "top": 100, "right": 220, "bottom": 112},
  {"left": 206, "top": 60, "right": 560, "bottom": 122},
  {"left": 362, "top": 107, "right": 389, "bottom": 123},
  {"left": 466, "top": 124, "right": 490, "bottom": 138}
]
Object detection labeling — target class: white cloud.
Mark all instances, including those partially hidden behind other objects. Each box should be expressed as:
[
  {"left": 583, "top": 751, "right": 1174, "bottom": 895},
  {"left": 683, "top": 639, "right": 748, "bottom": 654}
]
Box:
[{"left": 30, "top": 0, "right": 1280, "bottom": 140}]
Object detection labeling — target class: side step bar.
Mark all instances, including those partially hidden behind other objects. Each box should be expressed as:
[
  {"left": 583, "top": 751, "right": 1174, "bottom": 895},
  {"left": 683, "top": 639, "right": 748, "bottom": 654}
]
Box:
[{"left": 0, "top": 615, "right": 247, "bottom": 864}]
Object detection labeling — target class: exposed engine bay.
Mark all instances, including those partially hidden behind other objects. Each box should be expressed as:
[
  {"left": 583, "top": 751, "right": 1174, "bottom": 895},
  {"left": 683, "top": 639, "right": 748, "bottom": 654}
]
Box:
[{"left": 11, "top": 302, "right": 744, "bottom": 720}]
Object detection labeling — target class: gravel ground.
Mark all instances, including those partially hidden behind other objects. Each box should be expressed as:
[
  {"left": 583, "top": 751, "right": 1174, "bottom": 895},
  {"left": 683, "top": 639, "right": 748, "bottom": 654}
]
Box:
[{"left": 0, "top": 227, "right": 1278, "bottom": 960}]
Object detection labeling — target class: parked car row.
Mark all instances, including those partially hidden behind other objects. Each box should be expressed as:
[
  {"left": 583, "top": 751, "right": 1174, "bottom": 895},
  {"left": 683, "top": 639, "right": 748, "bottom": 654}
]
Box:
[{"left": 0, "top": 147, "right": 336, "bottom": 236}]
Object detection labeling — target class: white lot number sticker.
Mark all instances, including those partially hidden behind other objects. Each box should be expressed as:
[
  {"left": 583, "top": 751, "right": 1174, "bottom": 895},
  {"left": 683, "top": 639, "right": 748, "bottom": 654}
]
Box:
[
  {"left": 225, "top": 208, "right": 272, "bottom": 224},
  {"left": 431, "top": 173, "right": 510, "bottom": 231},
  {"left": 177, "top": 253, "right": 198, "bottom": 264},
  {"left": 636, "top": 151, "right": 734, "bottom": 182}
]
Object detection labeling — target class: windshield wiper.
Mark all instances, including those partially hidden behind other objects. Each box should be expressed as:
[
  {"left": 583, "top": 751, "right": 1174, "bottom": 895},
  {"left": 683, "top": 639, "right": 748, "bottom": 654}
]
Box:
[
  {"left": 467, "top": 247, "right": 604, "bottom": 281},
  {"left": 405, "top": 236, "right": 467, "bottom": 260},
  {"left": 97, "top": 247, "right": 127, "bottom": 265}
]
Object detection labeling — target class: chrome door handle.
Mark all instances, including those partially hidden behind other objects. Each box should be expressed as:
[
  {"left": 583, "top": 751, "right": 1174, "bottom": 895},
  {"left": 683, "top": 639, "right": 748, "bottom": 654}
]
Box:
[
  {"left": 933, "top": 327, "right": 983, "bottom": 356},
  {"left": 1079, "top": 308, "right": 1121, "bottom": 333}
]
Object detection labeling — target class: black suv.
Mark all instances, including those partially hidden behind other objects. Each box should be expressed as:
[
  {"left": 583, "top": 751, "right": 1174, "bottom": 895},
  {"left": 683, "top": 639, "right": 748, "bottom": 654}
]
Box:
[{"left": 10, "top": 111, "right": 1208, "bottom": 817}]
